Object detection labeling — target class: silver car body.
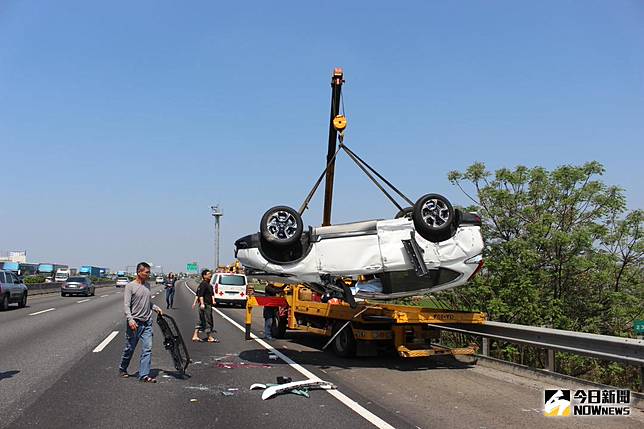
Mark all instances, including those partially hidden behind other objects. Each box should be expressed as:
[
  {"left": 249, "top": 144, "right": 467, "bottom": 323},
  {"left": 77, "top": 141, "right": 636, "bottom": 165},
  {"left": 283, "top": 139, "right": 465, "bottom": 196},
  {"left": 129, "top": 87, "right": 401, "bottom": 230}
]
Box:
[
  {"left": 237, "top": 217, "right": 483, "bottom": 297},
  {"left": 0, "top": 270, "right": 28, "bottom": 308}
]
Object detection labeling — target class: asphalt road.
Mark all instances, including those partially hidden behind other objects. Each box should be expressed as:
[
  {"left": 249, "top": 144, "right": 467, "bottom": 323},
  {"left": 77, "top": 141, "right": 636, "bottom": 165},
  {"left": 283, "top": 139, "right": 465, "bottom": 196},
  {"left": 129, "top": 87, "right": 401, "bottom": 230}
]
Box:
[{"left": 1, "top": 280, "right": 642, "bottom": 429}]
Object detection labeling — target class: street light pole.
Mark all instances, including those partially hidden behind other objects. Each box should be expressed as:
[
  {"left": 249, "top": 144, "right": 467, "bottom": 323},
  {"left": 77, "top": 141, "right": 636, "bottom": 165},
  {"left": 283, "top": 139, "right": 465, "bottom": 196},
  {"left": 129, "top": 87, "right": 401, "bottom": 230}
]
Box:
[{"left": 211, "top": 205, "right": 223, "bottom": 270}]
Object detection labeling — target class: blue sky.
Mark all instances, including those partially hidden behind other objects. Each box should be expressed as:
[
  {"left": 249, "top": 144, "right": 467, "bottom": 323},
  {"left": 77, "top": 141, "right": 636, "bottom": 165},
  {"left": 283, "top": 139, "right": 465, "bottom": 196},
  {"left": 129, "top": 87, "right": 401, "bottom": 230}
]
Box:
[{"left": 1, "top": 1, "right": 642, "bottom": 273}]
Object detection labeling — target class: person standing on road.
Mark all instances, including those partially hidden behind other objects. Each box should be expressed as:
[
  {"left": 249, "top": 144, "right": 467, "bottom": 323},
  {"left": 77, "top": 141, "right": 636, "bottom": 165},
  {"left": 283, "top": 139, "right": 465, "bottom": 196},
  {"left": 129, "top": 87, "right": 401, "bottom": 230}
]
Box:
[
  {"left": 165, "top": 272, "right": 176, "bottom": 309},
  {"left": 119, "top": 262, "right": 162, "bottom": 383},
  {"left": 262, "top": 283, "right": 280, "bottom": 340},
  {"left": 191, "top": 269, "right": 218, "bottom": 343}
]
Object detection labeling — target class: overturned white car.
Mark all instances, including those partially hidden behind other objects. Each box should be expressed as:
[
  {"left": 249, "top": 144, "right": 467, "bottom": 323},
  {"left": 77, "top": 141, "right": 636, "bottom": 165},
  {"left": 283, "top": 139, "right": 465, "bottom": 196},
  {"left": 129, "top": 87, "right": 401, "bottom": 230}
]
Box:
[{"left": 235, "top": 194, "right": 484, "bottom": 300}]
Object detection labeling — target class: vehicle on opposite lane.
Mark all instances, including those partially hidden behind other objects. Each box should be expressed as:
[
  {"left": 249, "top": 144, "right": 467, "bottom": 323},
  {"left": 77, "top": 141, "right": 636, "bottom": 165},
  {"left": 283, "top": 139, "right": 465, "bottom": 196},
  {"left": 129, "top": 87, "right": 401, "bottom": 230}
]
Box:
[
  {"left": 155, "top": 275, "right": 165, "bottom": 284},
  {"left": 0, "top": 269, "right": 28, "bottom": 310},
  {"left": 61, "top": 276, "right": 95, "bottom": 297}
]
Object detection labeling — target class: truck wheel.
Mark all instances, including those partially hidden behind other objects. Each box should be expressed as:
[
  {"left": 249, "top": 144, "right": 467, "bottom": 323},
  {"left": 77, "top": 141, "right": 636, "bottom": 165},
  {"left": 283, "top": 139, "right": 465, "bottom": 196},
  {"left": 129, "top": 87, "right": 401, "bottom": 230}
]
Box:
[
  {"left": 1, "top": 294, "right": 8, "bottom": 310},
  {"left": 412, "top": 193, "right": 455, "bottom": 242},
  {"left": 331, "top": 323, "right": 356, "bottom": 358},
  {"left": 273, "top": 316, "right": 288, "bottom": 339},
  {"left": 260, "top": 206, "right": 303, "bottom": 247},
  {"left": 18, "top": 292, "right": 27, "bottom": 308}
]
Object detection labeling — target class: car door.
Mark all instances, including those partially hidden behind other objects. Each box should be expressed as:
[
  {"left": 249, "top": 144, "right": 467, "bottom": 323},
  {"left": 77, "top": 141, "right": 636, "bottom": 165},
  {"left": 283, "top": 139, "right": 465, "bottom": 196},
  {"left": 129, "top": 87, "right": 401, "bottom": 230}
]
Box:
[
  {"left": 377, "top": 218, "right": 440, "bottom": 272},
  {"left": 6, "top": 272, "right": 18, "bottom": 298},
  {"left": 315, "top": 232, "right": 383, "bottom": 276},
  {"left": 0, "top": 272, "right": 8, "bottom": 298},
  {"left": 10, "top": 273, "right": 25, "bottom": 297}
]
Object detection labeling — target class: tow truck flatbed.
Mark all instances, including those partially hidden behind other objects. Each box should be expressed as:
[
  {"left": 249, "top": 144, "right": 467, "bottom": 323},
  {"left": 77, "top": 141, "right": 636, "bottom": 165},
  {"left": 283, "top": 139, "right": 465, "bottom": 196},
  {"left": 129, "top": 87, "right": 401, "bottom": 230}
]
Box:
[{"left": 245, "top": 284, "right": 485, "bottom": 359}]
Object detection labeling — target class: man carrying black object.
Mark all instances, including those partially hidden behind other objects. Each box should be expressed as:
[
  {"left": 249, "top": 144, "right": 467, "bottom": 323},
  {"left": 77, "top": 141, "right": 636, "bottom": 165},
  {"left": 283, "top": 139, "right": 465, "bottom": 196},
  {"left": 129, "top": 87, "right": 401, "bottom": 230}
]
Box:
[
  {"left": 119, "top": 262, "right": 162, "bottom": 383},
  {"left": 191, "top": 269, "right": 218, "bottom": 343}
]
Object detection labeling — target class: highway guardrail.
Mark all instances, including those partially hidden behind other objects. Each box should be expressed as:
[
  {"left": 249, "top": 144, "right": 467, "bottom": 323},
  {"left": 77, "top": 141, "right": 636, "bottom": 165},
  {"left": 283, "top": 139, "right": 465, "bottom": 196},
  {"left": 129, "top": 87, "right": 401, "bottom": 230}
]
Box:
[{"left": 429, "top": 321, "right": 644, "bottom": 392}]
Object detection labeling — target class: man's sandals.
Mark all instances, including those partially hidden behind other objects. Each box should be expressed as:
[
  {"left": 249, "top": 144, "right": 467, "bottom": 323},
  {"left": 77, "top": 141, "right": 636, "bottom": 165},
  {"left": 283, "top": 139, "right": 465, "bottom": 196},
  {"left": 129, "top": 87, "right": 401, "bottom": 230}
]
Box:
[{"left": 140, "top": 376, "right": 157, "bottom": 383}]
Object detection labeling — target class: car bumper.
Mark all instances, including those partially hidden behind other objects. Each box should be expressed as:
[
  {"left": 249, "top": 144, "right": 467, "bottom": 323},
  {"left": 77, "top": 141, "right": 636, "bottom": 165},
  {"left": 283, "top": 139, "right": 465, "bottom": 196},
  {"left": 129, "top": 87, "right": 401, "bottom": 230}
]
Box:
[
  {"left": 215, "top": 296, "right": 247, "bottom": 304},
  {"left": 61, "top": 288, "right": 88, "bottom": 294}
]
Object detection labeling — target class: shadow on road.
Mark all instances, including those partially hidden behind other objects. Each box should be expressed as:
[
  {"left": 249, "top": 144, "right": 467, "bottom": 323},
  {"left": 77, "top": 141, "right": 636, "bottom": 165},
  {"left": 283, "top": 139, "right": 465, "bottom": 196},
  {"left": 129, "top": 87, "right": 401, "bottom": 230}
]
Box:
[
  {"left": 238, "top": 334, "right": 475, "bottom": 372},
  {"left": 0, "top": 370, "right": 20, "bottom": 380}
]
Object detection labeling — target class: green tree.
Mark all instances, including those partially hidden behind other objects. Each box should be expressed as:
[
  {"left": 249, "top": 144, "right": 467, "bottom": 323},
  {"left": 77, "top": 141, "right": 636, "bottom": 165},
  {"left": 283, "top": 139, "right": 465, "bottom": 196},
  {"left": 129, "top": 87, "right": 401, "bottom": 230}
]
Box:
[{"left": 446, "top": 162, "right": 642, "bottom": 387}]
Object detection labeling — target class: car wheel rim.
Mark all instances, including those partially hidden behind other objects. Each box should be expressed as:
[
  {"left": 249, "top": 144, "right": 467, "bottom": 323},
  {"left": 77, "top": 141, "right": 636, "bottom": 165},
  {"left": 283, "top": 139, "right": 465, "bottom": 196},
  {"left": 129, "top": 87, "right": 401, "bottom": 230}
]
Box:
[
  {"left": 266, "top": 210, "right": 298, "bottom": 240},
  {"left": 421, "top": 198, "right": 450, "bottom": 228}
]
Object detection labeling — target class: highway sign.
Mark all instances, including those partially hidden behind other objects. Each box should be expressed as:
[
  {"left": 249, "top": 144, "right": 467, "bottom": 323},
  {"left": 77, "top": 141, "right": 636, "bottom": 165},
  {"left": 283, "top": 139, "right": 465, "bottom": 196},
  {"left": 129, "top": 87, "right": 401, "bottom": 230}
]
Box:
[
  {"left": 634, "top": 320, "right": 644, "bottom": 335},
  {"left": 186, "top": 262, "right": 198, "bottom": 274}
]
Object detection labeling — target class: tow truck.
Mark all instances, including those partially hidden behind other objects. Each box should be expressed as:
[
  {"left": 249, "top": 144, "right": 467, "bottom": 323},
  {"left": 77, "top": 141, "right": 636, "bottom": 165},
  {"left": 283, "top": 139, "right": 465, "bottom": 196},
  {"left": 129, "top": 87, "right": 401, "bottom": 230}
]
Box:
[
  {"left": 243, "top": 68, "right": 486, "bottom": 359},
  {"left": 245, "top": 283, "right": 485, "bottom": 359}
]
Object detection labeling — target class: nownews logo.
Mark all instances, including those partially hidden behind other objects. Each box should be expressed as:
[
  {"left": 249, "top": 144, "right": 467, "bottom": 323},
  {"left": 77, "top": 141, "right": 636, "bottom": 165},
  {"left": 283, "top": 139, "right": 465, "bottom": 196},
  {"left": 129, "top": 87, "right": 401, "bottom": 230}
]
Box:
[{"left": 544, "top": 389, "right": 631, "bottom": 417}]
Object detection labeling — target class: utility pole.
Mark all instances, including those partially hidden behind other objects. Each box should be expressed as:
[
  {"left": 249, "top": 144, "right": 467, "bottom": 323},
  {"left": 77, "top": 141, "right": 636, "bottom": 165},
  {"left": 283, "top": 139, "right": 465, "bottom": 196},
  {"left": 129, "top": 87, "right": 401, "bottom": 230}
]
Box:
[
  {"left": 211, "top": 205, "right": 223, "bottom": 270},
  {"left": 322, "top": 67, "right": 345, "bottom": 226}
]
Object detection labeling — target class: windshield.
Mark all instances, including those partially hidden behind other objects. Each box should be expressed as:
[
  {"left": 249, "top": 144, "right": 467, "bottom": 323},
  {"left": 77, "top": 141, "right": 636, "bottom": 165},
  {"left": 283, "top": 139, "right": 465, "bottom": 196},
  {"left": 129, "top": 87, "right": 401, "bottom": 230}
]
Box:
[
  {"left": 218, "top": 275, "right": 246, "bottom": 286},
  {"left": 66, "top": 277, "right": 87, "bottom": 283},
  {"left": 38, "top": 264, "right": 54, "bottom": 273}
]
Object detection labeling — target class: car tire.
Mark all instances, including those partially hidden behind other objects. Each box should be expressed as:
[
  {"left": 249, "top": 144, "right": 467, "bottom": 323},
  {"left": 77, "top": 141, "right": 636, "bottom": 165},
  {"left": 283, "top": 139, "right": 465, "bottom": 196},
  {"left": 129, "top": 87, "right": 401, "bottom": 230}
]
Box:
[
  {"left": 412, "top": 193, "right": 455, "bottom": 242},
  {"left": 18, "top": 292, "right": 27, "bottom": 308},
  {"left": 274, "top": 316, "right": 288, "bottom": 339},
  {"left": 1, "top": 294, "right": 8, "bottom": 311},
  {"left": 61, "top": 292, "right": 67, "bottom": 297},
  {"left": 260, "top": 206, "right": 303, "bottom": 247},
  {"left": 395, "top": 207, "right": 413, "bottom": 219},
  {"left": 331, "top": 322, "right": 356, "bottom": 358}
]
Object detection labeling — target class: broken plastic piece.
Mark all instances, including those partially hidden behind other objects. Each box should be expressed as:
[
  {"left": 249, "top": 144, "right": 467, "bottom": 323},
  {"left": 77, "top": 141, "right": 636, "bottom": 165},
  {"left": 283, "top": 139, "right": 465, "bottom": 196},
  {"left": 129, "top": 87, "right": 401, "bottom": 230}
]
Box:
[{"left": 261, "top": 379, "right": 336, "bottom": 400}]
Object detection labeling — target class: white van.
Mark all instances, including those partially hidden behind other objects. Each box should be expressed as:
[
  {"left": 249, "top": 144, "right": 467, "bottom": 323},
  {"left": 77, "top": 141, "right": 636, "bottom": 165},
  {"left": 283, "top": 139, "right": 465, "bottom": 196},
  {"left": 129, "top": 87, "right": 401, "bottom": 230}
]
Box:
[
  {"left": 210, "top": 273, "right": 248, "bottom": 307},
  {"left": 54, "top": 268, "right": 71, "bottom": 283}
]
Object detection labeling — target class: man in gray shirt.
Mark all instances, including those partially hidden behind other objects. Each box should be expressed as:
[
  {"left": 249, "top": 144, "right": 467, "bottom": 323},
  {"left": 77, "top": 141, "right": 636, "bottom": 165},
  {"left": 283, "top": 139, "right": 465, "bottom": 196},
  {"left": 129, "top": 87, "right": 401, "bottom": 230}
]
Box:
[{"left": 118, "top": 262, "right": 162, "bottom": 382}]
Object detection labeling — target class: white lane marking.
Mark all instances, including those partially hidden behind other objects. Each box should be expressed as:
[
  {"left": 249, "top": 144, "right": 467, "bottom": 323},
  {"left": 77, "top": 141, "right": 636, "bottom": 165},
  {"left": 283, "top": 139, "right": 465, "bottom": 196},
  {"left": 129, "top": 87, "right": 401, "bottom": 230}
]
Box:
[
  {"left": 100, "top": 294, "right": 109, "bottom": 297},
  {"left": 93, "top": 331, "right": 120, "bottom": 352},
  {"left": 181, "top": 282, "right": 395, "bottom": 429},
  {"left": 77, "top": 299, "right": 90, "bottom": 303},
  {"left": 29, "top": 308, "right": 56, "bottom": 316}
]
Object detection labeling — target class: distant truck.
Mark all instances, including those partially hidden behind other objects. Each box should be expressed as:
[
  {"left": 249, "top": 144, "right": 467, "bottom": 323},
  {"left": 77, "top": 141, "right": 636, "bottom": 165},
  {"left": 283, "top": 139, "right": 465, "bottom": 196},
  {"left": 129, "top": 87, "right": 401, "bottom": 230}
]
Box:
[
  {"left": 79, "top": 266, "right": 107, "bottom": 277},
  {"left": 0, "top": 262, "right": 20, "bottom": 275},
  {"left": 54, "top": 268, "right": 71, "bottom": 282},
  {"left": 19, "top": 263, "right": 39, "bottom": 276},
  {"left": 38, "top": 263, "right": 69, "bottom": 283}
]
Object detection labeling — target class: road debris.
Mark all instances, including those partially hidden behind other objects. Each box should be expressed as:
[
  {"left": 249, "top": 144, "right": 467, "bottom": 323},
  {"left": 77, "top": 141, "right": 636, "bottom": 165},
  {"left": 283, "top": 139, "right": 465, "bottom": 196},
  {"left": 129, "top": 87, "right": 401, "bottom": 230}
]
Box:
[
  {"left": 216, "top": 362, "right": 272, "bottom": 369},
  {"left": 250, "top": 379, "right": 337, "bottom": 400}
]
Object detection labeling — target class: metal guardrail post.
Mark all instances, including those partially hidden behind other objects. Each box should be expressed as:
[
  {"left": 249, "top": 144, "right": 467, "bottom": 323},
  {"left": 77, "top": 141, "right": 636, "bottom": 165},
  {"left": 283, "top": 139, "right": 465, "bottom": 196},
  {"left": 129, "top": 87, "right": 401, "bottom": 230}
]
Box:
[
  {"left": 482, "top": 337, "right": 490, "bottom": 356},
  {"left": 546, "top": 349, "right": 555, "bottom": 372}
]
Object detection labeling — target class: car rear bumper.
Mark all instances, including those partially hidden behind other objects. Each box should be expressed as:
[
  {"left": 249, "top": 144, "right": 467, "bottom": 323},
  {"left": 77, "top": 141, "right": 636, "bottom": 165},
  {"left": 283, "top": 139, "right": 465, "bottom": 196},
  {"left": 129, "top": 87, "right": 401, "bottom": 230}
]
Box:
[
  {"left": 61, "top": 288, "right": 88, "bottom": 294},
  {"left": 215, "top": 295, "right": 247, "bottom": 303}
]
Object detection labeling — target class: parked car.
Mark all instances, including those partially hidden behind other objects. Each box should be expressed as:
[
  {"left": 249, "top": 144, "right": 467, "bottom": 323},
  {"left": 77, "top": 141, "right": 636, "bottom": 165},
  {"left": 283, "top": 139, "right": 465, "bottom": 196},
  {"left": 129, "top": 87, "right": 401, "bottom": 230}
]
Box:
[
  {"left": 61, "top": 276, "right": 95, "bottom": 297},
  {"left": 0, "top": 269, "right": 28, "bottom": 310},
  {"left": 210, "top": 273, "right": 248, "bottom": 307},
  {"left": 115, "top": 276, "right": 129, "bottom": 287},
  {"left": 235, "top": 193, "right": 484, "bottom": 300}
]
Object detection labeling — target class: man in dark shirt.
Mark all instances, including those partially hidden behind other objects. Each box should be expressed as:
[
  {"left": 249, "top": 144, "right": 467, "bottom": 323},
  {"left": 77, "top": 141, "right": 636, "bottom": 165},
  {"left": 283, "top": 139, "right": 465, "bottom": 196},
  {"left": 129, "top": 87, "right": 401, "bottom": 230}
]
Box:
[
  {"left": 263, "top": 283, "right": 280, "bottom": 340},
  {"left": 191, "top": 269, "right": 217, "bottom": 342}
]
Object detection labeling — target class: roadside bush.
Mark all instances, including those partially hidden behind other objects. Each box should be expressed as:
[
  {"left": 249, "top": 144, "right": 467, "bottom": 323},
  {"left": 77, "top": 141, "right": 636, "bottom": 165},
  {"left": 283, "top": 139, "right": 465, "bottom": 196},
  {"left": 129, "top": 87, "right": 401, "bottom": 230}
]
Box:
[{"left": 24, "top": 275, "right": 46, "bottom": 284}]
